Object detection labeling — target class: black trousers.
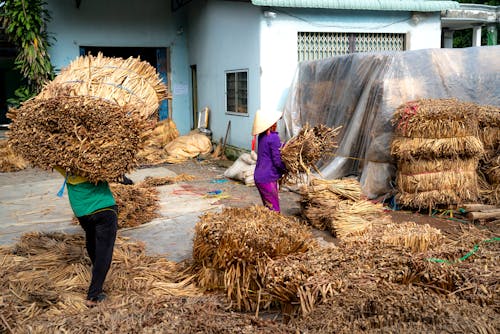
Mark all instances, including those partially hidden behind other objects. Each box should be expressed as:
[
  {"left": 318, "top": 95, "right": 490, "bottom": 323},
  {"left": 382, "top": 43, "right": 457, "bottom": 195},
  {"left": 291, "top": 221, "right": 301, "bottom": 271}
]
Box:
[{"left": 77, "top": 205, "right": 118, "bottom": 300}]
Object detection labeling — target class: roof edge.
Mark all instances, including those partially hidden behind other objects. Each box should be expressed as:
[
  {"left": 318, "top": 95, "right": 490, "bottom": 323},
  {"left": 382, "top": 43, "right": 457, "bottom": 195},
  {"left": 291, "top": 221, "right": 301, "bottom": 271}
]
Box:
[{"left": 251, "top": 0, "right": 460, "bottom": 12}]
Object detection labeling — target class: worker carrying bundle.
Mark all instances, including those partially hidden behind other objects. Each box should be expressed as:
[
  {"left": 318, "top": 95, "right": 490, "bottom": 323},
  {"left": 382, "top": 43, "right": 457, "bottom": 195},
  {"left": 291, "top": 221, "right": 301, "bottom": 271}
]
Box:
[{"left": 7, "top": 53, "right": 169, "bottom": 183}]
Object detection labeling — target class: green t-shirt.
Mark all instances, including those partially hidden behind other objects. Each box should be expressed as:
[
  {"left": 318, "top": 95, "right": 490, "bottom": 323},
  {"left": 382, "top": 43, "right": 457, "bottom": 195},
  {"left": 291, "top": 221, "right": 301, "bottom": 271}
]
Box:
[{"left": 66, "top": 181, "right": 116, "bottom": 217}]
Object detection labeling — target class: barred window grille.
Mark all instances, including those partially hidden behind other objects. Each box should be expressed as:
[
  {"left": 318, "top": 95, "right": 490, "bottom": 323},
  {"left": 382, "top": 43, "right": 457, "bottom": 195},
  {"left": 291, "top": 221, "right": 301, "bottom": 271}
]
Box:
[{"left": 298, "top": 32, "right": 405, "bottom": 61}]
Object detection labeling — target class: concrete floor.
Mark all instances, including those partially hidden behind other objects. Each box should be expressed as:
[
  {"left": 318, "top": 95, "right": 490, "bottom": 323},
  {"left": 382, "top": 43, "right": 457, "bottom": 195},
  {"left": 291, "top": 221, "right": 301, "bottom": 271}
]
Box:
[{"left": 0, "top": 166, "right": 223, "bottom": 262}]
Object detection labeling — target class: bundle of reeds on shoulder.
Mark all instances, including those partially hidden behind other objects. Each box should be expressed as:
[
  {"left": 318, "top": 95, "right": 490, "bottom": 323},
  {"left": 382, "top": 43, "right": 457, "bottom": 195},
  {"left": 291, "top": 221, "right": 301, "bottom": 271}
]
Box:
[
  {"left": 477, "top": 105, "right": 500, "bottom": 205},
  {"left": 192, "top": 205, "right": 314, "bottom": 312},
  {"left": 7, "top": 53, "right": 169, "bottom": 183},
  {"left": 391, "top": 99, "right": 485, "bottom": 210}
]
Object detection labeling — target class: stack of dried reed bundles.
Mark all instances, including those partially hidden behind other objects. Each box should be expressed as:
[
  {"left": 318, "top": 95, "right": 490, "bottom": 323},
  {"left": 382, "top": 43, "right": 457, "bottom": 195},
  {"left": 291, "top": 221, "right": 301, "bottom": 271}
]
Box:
[
  {"left": 300, "top": 178, "right": 387, "bottom": 238},
  {"left": 477, "top": 105, "right": 500, "bottom": 205},
  {"left": 281, "top": 124, "right": 340, "bottom": 183},
  {"left": 110, "top": 182, "right": 160, "bottom": 228},
  {"left": 381, "top": 221, "right": 443, "bottom": 252},
  {"left": 192, "top": 205, "right": 314, "bottom": 312},
  {"left": 137, "top": 118, "right": 180, "bottom": 165},
  {"left": 0, "top": 138, "right": 27, "bottom": 172},
  {"left": 391, "top": 99, "right": 484, "bottom": 209},
  {"left": 7, "top": 53, "right": 169, "bottom": 183}
]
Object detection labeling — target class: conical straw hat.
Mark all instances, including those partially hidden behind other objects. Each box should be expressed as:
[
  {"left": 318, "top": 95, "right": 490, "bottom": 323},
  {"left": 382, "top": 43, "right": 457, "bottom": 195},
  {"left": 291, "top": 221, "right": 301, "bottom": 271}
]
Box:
[{"left": 252, "top": 109, "right": 283, "bottom": 135}]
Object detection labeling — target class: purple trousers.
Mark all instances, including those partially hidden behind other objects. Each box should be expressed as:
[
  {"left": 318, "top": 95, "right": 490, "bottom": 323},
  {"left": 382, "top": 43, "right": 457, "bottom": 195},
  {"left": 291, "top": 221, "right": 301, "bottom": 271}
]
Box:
[{"left": 255, "top": 181, "right": 280, "bottom": 212}]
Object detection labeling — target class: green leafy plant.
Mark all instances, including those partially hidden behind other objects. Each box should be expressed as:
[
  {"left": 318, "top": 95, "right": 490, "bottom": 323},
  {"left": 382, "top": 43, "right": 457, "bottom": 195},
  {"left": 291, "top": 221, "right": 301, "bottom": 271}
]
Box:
[{"left": 1, "top": 0, "right": 54, "bottom": 106}]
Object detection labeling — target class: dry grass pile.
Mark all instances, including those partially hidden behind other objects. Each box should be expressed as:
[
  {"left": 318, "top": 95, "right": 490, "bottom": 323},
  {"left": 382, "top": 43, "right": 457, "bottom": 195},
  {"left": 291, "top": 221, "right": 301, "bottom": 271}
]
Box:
[
  {"left": 7, "top": 53, "right": 168, "bottom": 183},
  {"left": 110, "top": 182, "right": 160, "bottom": 228},
  {"left": 137, "top": 118, "right": 180, "bottom": 165},
  {"left": 477, "top": 105, "right": 500, "bottom": 205},
  {"left": 391, "top": 99, "right": 484, "bottom": 209},
  {"left": 381, "top": 221, "right": 443, "bottom": 252},
  {"left": 139, "top": 173, "right": 196, "bottom": 187},
  {"left": 192, "top": 205, "right": 315, "bottom": 312},
  {"left": 0, "top": 138, "right": 27, "bottom": 172},
  {"left": 300, "top": 178, "right": 387, "bottom": 238},
  {"left": 265, "top": 222, "right": 499, "bottom": 332},
  {"left": 280, "top": 124, "right": 340, "bottom": 183},
  {"left": 0, "top": 232, "right": 202, "bottom": 333}
]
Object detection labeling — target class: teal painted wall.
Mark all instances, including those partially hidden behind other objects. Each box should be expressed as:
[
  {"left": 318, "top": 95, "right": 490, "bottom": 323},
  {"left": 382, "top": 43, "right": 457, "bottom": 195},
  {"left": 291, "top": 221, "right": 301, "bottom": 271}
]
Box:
[{"left": 45, "top": 0, "right": 192, "bottom": 135}]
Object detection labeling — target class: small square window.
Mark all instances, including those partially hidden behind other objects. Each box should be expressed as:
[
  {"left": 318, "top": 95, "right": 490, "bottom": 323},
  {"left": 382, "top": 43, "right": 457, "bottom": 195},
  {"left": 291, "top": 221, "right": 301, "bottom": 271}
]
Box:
[{"left": 225, "top": 70, "right": 248, "bottom": 115}]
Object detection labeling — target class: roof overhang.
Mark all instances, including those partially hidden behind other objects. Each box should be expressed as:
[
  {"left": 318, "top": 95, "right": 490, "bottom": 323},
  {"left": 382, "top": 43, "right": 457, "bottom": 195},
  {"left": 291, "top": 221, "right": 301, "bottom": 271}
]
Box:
[
  {"left": 441, "top": 4, "right": 499, "bottom": 30},
  {"left": 251, "top": 0, "right": 460, "bottom": 12}
]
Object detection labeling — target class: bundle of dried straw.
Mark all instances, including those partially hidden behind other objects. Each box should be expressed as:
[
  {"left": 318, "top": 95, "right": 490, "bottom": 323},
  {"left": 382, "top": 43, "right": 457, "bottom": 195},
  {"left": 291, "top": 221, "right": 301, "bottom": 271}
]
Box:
[
  {"left": 192, "top": 205, "right": 314, "bottom": 312},
  {"left": 280, "top": 124, "right": 340, "bottom": 183}
]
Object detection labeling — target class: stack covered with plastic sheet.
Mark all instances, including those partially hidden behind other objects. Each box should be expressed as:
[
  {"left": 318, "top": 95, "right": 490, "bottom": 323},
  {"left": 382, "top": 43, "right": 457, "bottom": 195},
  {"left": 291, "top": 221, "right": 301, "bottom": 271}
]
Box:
[
  {"left": 282, "top": 46, "right": 500, "bottom": 200},
  {"left": 390, "top": 99, "right": 484, "bottom": 209},
  {"left": 8, "top": 53, "right": 169, "bottom": 183}
]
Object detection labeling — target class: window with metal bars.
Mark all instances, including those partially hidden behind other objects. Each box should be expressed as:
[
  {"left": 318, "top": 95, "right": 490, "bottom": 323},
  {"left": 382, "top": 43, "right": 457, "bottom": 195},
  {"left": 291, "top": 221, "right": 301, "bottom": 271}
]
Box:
[
  {"left": 298, "top": 32, "right": 406, "bottom": 61},
  {"left": 225, "top": 70, "right": 248, "bottom": 115}
]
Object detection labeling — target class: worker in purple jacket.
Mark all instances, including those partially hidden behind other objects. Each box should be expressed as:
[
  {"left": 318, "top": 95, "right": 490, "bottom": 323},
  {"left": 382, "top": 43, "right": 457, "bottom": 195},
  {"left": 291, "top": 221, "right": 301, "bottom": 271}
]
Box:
[{"left": 252, "top": 109, "right": 287, "bottom": 212}]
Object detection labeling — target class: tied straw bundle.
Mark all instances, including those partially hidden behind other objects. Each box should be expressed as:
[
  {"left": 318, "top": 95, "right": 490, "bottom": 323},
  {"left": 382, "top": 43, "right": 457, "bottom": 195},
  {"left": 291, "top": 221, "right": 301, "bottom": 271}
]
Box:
[
  {"left": 300, "top": 178, "right": 386, "bottom": 238},
  {"left": 8, "top": 53, "right": 169, "bottom": 183},
  {"left": 192, "top": 205, "right": 315, "bottom": 312},
  {"left": 280, "top": 124, "right": 341, "bottom": 184}
]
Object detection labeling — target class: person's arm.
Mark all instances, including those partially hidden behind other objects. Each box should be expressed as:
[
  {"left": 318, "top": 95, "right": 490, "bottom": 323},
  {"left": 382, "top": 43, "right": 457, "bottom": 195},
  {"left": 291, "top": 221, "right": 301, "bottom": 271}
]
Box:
[{"left": 269, "top": 135, "right": 286, "bottom": 174}]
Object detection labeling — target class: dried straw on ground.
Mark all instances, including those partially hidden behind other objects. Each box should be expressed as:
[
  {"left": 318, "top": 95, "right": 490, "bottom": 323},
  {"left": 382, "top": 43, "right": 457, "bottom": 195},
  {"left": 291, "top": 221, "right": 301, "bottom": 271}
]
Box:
[
  {"left": 139, "top": 173, "right": 195, "bottom": 187},
  {"left": 391, "top": 99, "right": 484, "bottom": 209},
  {"left": 266, "top": 222, "right": 498, "bottom": 325},
  {"left": 0, "top": 232, "right": 200, "bottom": 333},
  {"left": 281, "top": 124, "right": 340, "bottom": 183},
  {"left": 381, "top": 221, "right": 443, "bottom": 252},
  {"left": 192, "top": 205, "right": 315, "bottom": 312},
  {"left": 38, "top": 52, "right": 170, "bottom": 119},
  {"left": 300, "top": 178, "right": 386, "bottom": 238},
  {"left": 110, "top": 183, "right": 160, "bottom": 228},
  {"left": 137, "top": 118, "right": 180, "bottom": 165},
  {"left": 0, "top": 138, "right": 27, "bottom": 172}
]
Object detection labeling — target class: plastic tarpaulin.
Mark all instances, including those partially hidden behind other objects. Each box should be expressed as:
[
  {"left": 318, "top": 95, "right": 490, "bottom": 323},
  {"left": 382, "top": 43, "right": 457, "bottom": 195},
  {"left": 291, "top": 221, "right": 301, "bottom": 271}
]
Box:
[{"left": 282, "top": 46, "right": 500, "bottom": 199}]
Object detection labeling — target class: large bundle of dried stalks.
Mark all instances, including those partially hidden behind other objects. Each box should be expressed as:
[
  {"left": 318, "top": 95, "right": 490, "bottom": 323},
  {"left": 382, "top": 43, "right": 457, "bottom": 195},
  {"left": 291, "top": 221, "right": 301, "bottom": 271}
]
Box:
[
  {"left": 7, "top": 53, "right": 169, "bottom": 182},
  {"left": 281, "top": 124, "right": 340, "bottom": 183},
  {"left": 38, "top": 52, "right": 170, "bottom": 119},
  {"left": 8, "top": 95, "right": 150, "bottom": 182},
  {"left": 110, "top": 183, "right": 160, "bottom": 228},
  {"left": 391, "top": 99, "right": 484, "bottom": 209},
  {"left": 0, "top": 138, "right": 27, "bottom": 172},
  {"left": 478, "top": 104, "right": 500, "bottom": 150},
  {"left": 300, "top": 178, "right": 386, "bottom": 238},
  {"left": 396, "top": 158, "right": 480, "bottom": 208},
  {"left": 381, "top": 221, "right": 443, "bottom": 252},
  {"left": 0, "top": 232, "right": 200, "bottom": 332},
  {"left": 137, "top": 118, "right": 180, "bottom": 165},
  {"left": 192, "top": 205, "right": 314, "bottom": 312}
]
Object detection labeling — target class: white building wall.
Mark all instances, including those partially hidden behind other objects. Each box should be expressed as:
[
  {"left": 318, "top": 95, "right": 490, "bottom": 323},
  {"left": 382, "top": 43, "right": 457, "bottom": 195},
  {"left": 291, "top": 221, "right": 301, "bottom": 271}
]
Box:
[
  {"left": 187, "top": 1, "right": 261, "bottom": 150},
  {"left": 259, "top": 9, "right": 442, "bottom": 130},
  {"left": 45, "top": 0, "right": 192, "bottom": 135}
]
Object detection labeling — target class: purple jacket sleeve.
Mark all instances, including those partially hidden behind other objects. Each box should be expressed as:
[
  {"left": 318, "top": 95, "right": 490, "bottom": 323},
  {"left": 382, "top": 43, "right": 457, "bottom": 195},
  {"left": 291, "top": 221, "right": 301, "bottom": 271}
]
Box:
[{"left": 269, "top": 133, "right": 286, "bottom": 174}]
